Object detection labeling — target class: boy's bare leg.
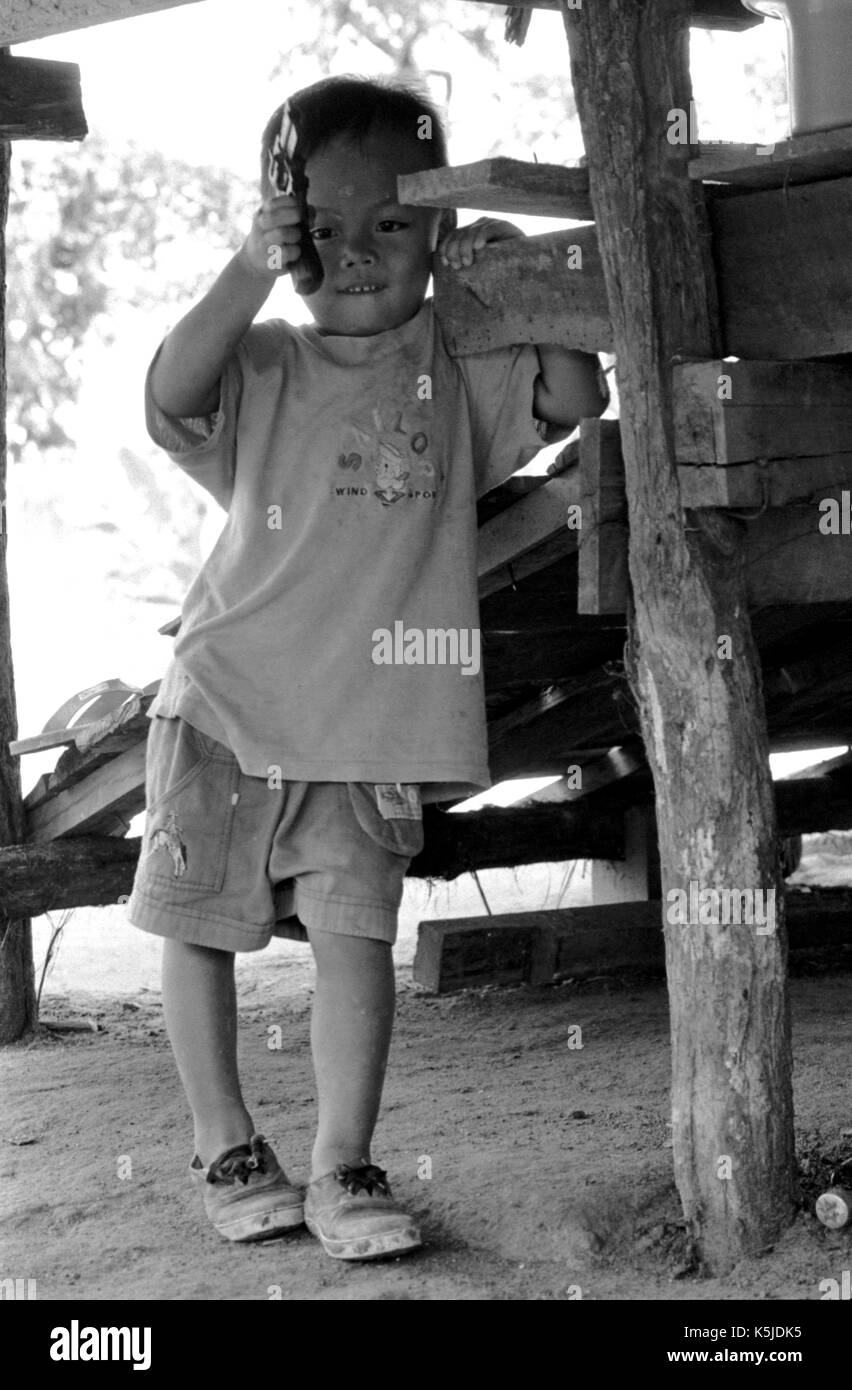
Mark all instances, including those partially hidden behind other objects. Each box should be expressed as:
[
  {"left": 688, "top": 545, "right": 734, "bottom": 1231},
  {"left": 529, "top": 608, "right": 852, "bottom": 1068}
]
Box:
[
  {"left": 161, "top": 938, "right": 255, "bottom": 1165},
  {"left": 306, "top": 929, "right": 395, "bottom": 1180}
]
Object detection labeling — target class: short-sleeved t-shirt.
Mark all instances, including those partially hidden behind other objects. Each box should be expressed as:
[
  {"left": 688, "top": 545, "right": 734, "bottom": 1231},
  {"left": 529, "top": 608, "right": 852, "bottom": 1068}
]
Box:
[{"left": 146, "top": 299, "right": 546, "bottom": 801}]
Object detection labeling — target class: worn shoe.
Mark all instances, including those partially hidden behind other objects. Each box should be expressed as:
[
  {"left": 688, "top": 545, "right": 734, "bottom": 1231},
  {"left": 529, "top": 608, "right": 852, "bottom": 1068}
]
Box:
[
  {"left": 304, "top": 1161, "right": 422, "bottom": 1261},
  {"left": 190, "top": 1134, "right": 304, "bottom": 1242}
]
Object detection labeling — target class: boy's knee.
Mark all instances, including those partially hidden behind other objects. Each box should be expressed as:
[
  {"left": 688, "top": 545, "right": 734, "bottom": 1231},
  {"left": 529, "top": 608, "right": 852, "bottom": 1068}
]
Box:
[{"left": 307, "top": 928, "right": 392, "bottom": 972}]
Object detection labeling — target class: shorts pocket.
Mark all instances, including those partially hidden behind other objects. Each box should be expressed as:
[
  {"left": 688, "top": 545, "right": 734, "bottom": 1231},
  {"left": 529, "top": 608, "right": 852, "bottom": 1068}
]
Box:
[
  {"left": 142, "top": 717, "right": 240, "bottom": 892},
  {"left": 347, "top": 782, "right": 424, "bottom": 859}
]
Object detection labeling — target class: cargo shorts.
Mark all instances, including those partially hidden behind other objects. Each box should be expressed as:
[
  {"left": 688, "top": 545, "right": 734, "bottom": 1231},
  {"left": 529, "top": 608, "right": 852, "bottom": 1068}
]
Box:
[{"left": 127, "top": 716, "right": 424, "bottom": 952}]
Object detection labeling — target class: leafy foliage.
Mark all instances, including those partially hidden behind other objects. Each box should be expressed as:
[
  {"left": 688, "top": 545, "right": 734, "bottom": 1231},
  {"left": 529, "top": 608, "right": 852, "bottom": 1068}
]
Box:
[{"left": 6, "top": 136, "right": 254, "bottom": 463}]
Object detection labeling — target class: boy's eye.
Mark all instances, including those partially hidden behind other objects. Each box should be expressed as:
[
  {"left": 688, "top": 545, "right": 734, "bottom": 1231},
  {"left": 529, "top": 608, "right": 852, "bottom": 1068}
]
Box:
[
  {"left": 310, "top": 227, "right": 333, "bottom": 242},
  {"left": 377, "top": 219, "right": 407, "bottom": 232}
]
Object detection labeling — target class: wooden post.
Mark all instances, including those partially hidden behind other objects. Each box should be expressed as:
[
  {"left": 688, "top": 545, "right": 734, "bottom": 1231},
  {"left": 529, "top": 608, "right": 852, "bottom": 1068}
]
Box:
[
  {"left": 562, "top": 0, "right": 795, "bottom": 1273},
  {"left": 0, "top": 120, "right": 36, "bottom": 1043}
]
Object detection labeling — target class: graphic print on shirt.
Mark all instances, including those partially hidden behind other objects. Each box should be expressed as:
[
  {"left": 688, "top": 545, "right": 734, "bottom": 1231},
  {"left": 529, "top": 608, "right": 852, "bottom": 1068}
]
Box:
[{"left": 332, "top": 391, "right": 438, "bottom": 507}]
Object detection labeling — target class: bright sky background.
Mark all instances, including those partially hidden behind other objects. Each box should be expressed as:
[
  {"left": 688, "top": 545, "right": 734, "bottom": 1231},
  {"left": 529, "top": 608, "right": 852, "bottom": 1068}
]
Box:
[{"left": 13, "top": 1, "right": 840, "bottom": 806}]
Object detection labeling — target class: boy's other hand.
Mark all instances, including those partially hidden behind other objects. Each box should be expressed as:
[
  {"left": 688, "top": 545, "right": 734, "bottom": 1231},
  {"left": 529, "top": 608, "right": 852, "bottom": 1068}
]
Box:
[
  {"left": 438, "top": 216, "right": 523, "bottom": 270},
  {"left": 240, "top": 194, "right": 305, "bottom": 278}
]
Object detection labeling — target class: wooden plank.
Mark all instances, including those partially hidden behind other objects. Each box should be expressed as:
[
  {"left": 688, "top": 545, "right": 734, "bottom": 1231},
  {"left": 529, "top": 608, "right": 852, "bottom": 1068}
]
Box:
[
  {"left": 673, "top": 360, "right": 852, "bottom": 464},
  {"left": 402, "top": 133, "right": 851, "bottom": 222},
  {"left": 692, "top": 127, "right": 852, "bottom": 191},
  {"left": 398, "top": 157, "right": 593, "bottom": 220},
  {"left": 711, "top": 175, "right": 852, "bottom": 360},
  {"left": 24, "top": 696, "right": 151, "bottom": 812},
  {"left": 11, "top": 687, "right": 149, "bottom": 758},
  {"left": 525, "top": 747, "right": 644, "bottom": 804},
  {"left": 482, "top": 627, "right": 621, "bottom": 691},
  {"left": 433, "top": 178, "right": 852, "bottom": 361},
  {"left": 0, "top": 56, "right": 87, "bottom": 142},
  {"left": 565, "top": 489, "right": 852, "bottom": 610},
  {"left": 488, "top": 670, "right": 632, "bottom": 783},
  {"left": 679, "top": 454, "right": 852, "bottom": 509},
  {"left": 433, "top": 225, "right": 611, "bottom": 356},
  {"left": 0, "top": 836, "right": 140, "bottom": 916},
  {"left": 1, "top": 0, "right": 202, "bottom": 46},
  {"left": 479, "top": 529, "right": 577, "bottom": 601},
  {"left": 458, "top": 0, "right": 762, "bottom": 31},
  {"left": 745, "top": 487, "right": 852, "bottom": 605},
  {"left": 25, "top": 741, "right": 146, "bottom": 842},
  {"left": 413, "top": 890, "right": 852, "bottom": 994},
  {"left": 577, "top": 417, "right": 628, "bottom": 614},
  {"left": 477, "top": 472, "right": 580, "bottom": 586}
]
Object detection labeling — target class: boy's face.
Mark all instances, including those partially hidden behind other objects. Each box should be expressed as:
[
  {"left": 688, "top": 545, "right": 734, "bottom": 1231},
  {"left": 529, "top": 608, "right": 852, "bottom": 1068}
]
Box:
[{"left": 296, "top": 127, "right": 445, "bottom": 336}]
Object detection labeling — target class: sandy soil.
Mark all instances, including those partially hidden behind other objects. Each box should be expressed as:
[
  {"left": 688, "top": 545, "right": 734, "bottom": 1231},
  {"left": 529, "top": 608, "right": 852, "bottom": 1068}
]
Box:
[{"left": 1, "top": 853, "right": 851, "bottom": 1302}]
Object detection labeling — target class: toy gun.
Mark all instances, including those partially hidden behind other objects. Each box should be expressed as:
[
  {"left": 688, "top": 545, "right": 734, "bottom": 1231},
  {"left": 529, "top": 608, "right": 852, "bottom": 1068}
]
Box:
[{"left": 267, "top": 100, "right": 324, "bottom": 297}]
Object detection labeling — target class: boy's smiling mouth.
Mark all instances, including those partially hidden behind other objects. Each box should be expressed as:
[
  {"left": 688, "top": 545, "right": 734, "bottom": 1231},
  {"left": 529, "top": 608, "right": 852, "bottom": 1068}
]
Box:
[{"left": 339, "top": 283, "right": 385, "bottom": 294}]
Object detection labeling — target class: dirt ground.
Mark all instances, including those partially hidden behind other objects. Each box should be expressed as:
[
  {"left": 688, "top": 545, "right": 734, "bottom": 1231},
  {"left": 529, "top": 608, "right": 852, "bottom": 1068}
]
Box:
[{"left": 1, "top": 851, "right": 851, "bottom": 1302}]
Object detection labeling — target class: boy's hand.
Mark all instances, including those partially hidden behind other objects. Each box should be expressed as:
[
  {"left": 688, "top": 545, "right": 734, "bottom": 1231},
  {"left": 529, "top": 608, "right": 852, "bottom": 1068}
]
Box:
[
  {"left": 240, "top": 194, "right": 306, "bottom": 278},
  {"left": 438, "top": 216, "right": 523, "bottom": 269}
]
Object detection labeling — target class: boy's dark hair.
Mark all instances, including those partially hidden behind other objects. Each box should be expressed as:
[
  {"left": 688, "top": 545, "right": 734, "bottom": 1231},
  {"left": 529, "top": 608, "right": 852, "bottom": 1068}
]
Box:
[{"left": 261, "top": 74, "right": 450, "bottom": 188}]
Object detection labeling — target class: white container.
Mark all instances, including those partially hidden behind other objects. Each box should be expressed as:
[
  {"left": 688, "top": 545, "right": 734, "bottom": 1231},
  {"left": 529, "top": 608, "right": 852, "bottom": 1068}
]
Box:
[{"left": 742, "top": 0, "right": 852, "bottom": 135}]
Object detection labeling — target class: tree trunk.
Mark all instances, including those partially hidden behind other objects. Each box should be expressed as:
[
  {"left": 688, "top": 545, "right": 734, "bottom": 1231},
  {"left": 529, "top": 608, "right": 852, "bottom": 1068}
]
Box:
[
  {"left": 0, "top": 128, "right": 36, "bottom": 1044},
  {"left": 562, "top": 0, "right": 795, "bottom": 1273}
]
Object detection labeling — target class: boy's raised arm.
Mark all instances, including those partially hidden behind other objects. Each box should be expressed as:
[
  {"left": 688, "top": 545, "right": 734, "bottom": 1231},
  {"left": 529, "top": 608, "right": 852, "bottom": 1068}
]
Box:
[{"left": 150, "top": 194, "right": 305, "bottom": 419}]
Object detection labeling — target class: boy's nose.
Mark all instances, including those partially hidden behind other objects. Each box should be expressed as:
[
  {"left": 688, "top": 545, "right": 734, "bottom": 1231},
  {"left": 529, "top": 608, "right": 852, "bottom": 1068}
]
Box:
[{"left": 340, "top": 234, "right": 377, "bottom": 266}]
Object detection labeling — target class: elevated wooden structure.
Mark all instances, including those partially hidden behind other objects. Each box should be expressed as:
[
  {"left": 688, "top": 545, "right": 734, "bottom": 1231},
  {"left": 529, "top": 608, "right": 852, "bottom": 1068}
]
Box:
[{"left": 3, "top": 0, "right": 852, "bottom": 1275}]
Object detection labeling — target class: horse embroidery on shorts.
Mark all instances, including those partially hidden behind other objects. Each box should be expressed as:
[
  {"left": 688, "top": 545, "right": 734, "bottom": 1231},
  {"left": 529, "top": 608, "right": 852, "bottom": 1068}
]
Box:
[{"left": 148, "top": 810, "right": 187, "bottom": 877}]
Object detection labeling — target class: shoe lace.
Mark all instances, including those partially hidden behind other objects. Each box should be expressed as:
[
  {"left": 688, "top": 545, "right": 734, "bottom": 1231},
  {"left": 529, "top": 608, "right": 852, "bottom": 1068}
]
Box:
[
  {"left": 334, "top": 1162, "right": 390, "bottom": 1197},
  {"left": 206, "top": 1135, "right": 268, "bottom": 1186}
]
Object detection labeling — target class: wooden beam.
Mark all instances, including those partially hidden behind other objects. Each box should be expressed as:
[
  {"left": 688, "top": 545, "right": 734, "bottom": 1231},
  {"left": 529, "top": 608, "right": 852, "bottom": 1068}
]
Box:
[
  {"left": 0, "top": 768, "right": 845, "bottom": 915},
  {"left": 745, "top": 488, "right": 852, "bottom": 606},
  {"left": 711, "top": 175, "right": 852, "bottom": 360},
  {"left": 0, "top": 836, "right": 139, "bottom": 915},
  {"left": 0, "top": 111, "right": 35, "bottom": 1043},
  {"left": 477, "top": 472, "right": 580, "bottom": 591},
  {"left": 482, "top": 628, "right": 621, "bottom": 691},
  {"left": 1, "top": 0, "right": 203, "bottom": 46},
  {"left": 404, "top": 129, "right": 852, "bottom": 222},
  {"left": 692, "top": 126, "right": 852, "bottom": 191},
  {"left": 411, "top": 801, "right": 625, "bottom": 880},
  {"left": 564, "top": 0, "right": 793, "bottom": 1274},
  {"left": 679, "top": 455, "right": 852, "bottom": 509},
  {"left": 488, "top": 670, "right": 634, "bottom": 783},
  {"left": 398, "top": 158, "right": 593, "bottom": 220},
  {"left": 413, "top": 779, "right": 852, "bottom": 883},
  {"left": 413, "top": 890, "right": 852, "bottom": 994},
  {"left": 0, "top": 56, "right": 87, "bottom": 142},
  {"left": 432, "top": 175, "right": 852, "bottom": 360},
  {"left": 774, "top": 777, "right": 852, "bottom": 835},
  {"left": 459, "top": 1, "right": 762, "bottom": 32},
  {"left": 520, "top": 746, "right": 644, "bottom": 803},
  {"left": 25, "top": 741, "right": 146, "bottom": 842},
  {"left": 577, "top": 417, "right": 629, "bottom": 615},
  {"left": 432, "top": 226, "right": 611, "bottom": 356},
  {"left": 674, "top": 360, "right": 852, "bottom": 465}
]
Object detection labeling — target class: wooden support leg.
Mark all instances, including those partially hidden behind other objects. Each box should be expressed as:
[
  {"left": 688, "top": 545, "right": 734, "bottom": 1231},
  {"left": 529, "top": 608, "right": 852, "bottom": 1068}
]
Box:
[
  {"left": 0, "top": 131, "right": 35, "bottom": 1043},
  {"left": 564, "top": 0, "right": 795, "bottom": 1274}
]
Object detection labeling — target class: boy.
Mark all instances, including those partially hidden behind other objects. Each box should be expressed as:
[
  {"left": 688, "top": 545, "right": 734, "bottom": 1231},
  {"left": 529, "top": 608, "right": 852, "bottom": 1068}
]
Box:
[{"left": 128, "top": 75, "right": 606, "bottom": 1261}]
